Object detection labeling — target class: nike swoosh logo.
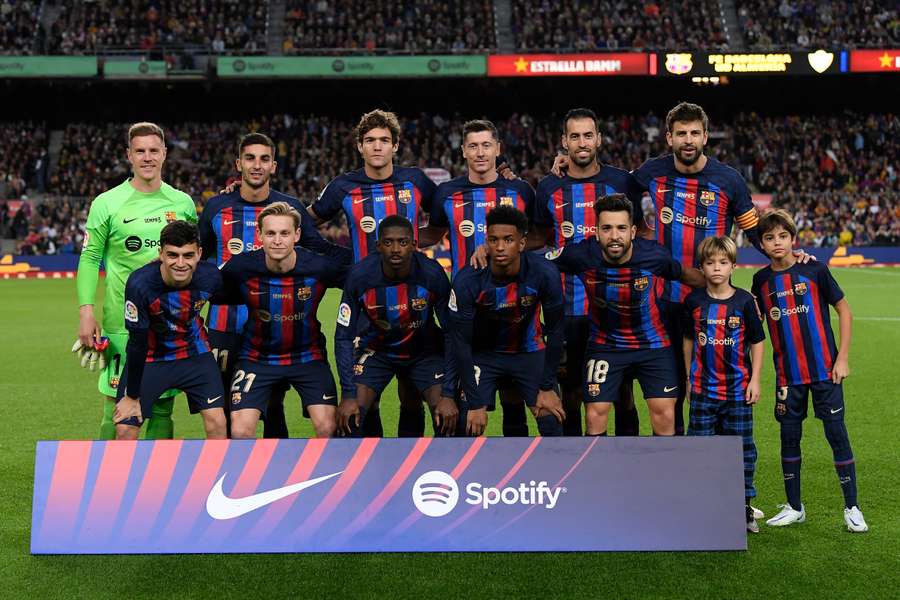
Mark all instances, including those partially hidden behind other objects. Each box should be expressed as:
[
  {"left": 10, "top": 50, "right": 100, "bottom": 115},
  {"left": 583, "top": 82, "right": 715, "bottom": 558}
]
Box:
[
  {"left": 223, "top": 219, "right": 240, "bottom": 225},
  {"left": 206, "top": 471, "right": 343, "bottom": 520},
  {"left": 454, "top": 202, "right": 470, "bottom": 208},
  {"left": 123, "top": 218, "right": 138, "bottom": 224},
  {"left": 207, "top": 396, "right": 222, "bottom": 404},
  {"left": 663, "top": 386, "right": 677, "bottom": 393},
  {"left": 249, "top": 291, "right": 266, "bottom": 295},
  {"left": 367, "top": 305, "right": 384, "bottom": 310},
  {"left": 353, "top": 197, "right": 370, "bottom": 204},
  {"left": 831, "top": 406, "right": 843, "bottom": 414},
  {"left": 322, "top": 394, "right": 336, "bottom": 401},
  {"left": 656, "top": 187, "right": 671, "bottom": 194},
  {"left": 434, "top": 373, "right": 444, "bottom": 379},
  {"left": 554, "top": 203, "right": 569, "bottom": 209}
]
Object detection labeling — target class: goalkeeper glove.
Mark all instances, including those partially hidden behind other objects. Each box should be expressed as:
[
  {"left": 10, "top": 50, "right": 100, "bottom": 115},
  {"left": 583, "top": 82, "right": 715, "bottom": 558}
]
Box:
[{"left": 72, "top": 336, "right": 109, "bottom": 372}]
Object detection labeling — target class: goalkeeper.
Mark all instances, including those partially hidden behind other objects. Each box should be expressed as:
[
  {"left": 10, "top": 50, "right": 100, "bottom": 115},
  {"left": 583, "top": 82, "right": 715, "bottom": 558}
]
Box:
[{"left": 74, "top": 122, "right": 198, "bottom": 440}]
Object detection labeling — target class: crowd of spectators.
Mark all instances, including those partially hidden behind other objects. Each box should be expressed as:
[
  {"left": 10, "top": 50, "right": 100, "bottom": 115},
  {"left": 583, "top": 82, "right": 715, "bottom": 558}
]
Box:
[
  {"left": 282, "top": 0, "right": 496, "bottom": 54},
  {"left": 0, "top": 0, "right": 40, "bottom": 55},
  {"left": 44, "top": 0, "right": 268, "bottom": 55},
  {"left": 737, "top": 0, "right": 899, "bottom": 50},
  {"left": 0, "top": 122, "right": 50, "bottom": 200},
  {"left": 1, "top": 197, "right": 88, "bottom": 255},
  {"left": 511, "top": 0, "right": 728, "bottom": 51},
  {"left": 4, "top": 110, "right": 898, "bottom": 253}
]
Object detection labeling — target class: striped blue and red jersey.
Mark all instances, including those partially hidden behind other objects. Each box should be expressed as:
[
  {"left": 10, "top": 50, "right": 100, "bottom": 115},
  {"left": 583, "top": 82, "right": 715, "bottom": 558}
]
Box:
[
  {"left": 123, "top": 260, "right": 221, "bottom": 362},
  {"left": 312, "top": 167, "right": 436, "bottom": 262},
  {"left": 633, "top": 155, "right": 758, "bottom": 303},
  {"left": 752, "top": 261, "right": 844, "bottom": 387},
  {"left": 198, "top": 189, "right": 349, "bottom": 333},
  {"left": 533, "top": 166, "right": 643, "bottom": 316},
  {"left": 548, "top": 237, "right": 684, "bottom": 349},
  {"left": 430, "top": 175, "right": 535, "bottom": 275},
  {"left": 218, "top": 248, "right": 349, "bottom": 366},
  {"left": 682, "top": 288, "right": 765, "bottom": 400},
  {"left": 334, "top": 252, "right": 455, "bottom": 397}
]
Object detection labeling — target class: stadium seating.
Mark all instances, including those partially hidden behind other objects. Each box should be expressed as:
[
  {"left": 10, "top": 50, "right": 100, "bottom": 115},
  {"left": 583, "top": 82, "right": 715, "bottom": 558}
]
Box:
[
  {"left": 0, "top": 0, "right": 41, "bottom": 55},
  {"left": 510, "top": 0, "right": 729, "bottom": 51},
  {"left": 737, "top": 0, "right": 899, "bottom": 50},
  {"left": 282, "top": 0, "right": 497, "bottom": 54}
]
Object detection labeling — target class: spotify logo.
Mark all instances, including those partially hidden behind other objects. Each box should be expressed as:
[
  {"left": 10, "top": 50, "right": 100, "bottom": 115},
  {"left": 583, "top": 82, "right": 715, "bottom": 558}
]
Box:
[{"left": 412, "top": 471, "right": 459, "bottom": 517}]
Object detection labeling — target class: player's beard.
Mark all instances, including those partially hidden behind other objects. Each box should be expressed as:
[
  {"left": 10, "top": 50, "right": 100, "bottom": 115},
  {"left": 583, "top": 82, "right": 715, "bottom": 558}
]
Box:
[
  {"left": 601, "top": 238, "right": 631, "bottom": 262},
  {"left": 570, "top": 149, "right": 597, "bottom": 168},
  {"left": 243, "top": 173, "right": 269, "bottom": 189},
  {"left": 675, "top": 142, "right": 704, "bottom": 166}
]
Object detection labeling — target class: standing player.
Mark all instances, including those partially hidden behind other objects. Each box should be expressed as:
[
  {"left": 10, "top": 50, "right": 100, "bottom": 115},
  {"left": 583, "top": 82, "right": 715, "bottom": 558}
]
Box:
[
  {"left": 334, "top": 216, "right": 458, "bottom": 437},
  {"left": 309, "top": 109, "right": 438, "bottom": 438},
  {"left": 217, "top": 202, "right": 350, "bottom": 438},
  {"left": 751, "top": 210, "right": 867, "bottom": 532},
  {"left": 114, "top": 221, "right": 226, "bottom": 440},
  {"left": 428, "top": 119, "right": 536, "bottom": 437},
  {"left": 200, "top": 132, "right": 350, "bottom": 438},
  {"left": 682, "top": 236, "right": 765, "bottom": 532},
  {"left": 547, "top": 194, "right": 705, "bottom": 436},
  {"left": 74, "top": 122, "right": 197, "bottom": 440},
  {"left": 451, "top": 206, "right": 565, "bottom": 437},
  {"left": 533, "top": 108, "right": 642, "bottom": 436}
]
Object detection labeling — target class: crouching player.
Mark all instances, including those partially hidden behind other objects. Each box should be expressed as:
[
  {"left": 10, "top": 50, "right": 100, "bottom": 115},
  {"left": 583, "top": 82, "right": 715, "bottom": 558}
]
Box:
[
  {"left": 683, "top": 236, "right": 766, "bottom": 532},
  {"left": 452, "top": 206, "right": 565, "bottom": 437},
  {"left": 335, "top": 215, "right": 458, "bottom": 437},
  {"left": 218, "top": 202, "right": 349, "bottom": 438},
  {"left": 752, "top": 210, "right": 867, "bottom": 532},
  {"left": 547, "top": 194, "right": 705, "bottom": 436},
  {"left": 114, "top": 221, "right": 226, "bottom": 439}
]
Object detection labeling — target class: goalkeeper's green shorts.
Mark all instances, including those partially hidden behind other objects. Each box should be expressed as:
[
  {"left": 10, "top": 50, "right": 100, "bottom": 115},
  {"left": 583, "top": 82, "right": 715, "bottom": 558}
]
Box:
[{"left": 97, "top": 331, "right": 178, "bottom": 400}]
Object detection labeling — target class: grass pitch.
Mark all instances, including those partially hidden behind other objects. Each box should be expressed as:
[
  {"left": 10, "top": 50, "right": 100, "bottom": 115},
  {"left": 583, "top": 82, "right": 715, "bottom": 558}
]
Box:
[{"left": 2, "top": 268, "right": 898, "bottom": 598}]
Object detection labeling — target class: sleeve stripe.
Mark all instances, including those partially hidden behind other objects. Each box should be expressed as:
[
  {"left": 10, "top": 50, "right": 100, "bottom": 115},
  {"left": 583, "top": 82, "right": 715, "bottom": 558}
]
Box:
[{"left": 736, "top": 209, "right": 759, "bottom": 230}]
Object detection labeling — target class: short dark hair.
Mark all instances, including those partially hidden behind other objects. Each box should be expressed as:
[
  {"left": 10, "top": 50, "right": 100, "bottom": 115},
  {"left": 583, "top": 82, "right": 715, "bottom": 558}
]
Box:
[
  {"left": 486, "top": 205, "right": 528, "bottom": 235},
  {"left": 160, "top": 220, "right": 199, "bottom": 248},
  {"left": 563, "top": 108, "right": 600, "bottom": 134},
  {"left": 356, "top": 109, "right": 401, "bottom": 144},
  {"left": 462, "top": 119, "right": 499, "bottom": 143},
  {"left": 593, "top": 193, "right": 634, "bottom": 223},
  {"left": 666, "top": 101, "right": 709, "bottom": 133},
  {"left": 239, "top": 132, "right": 275, "bottom": 158},
  {"left": 377, "top": 214, "right": 414, "bottom": 239},
  {"left": 758, "top": 209, "right": 798, "bottom": 239}
]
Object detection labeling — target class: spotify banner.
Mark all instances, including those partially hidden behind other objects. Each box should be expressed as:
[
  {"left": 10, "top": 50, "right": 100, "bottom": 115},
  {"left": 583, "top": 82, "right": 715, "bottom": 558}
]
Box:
[{"left": 31, "top": 437, "right": 745, "bottom": 554}]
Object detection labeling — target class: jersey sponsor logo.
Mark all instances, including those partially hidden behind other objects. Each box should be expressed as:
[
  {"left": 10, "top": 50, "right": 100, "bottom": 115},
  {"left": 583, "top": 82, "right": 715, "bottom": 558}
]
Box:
[
  {"left": 124, "top": 236, "right": 143, "bottom": 252},
  {"left": 698, "top": 331, "right": 736, "bottom": 346},
  {"left": 659, "top": 206, "right": 710, "bottom": 226},
  {"left": 206, "top": 471, "right": 344, "bottom": 520},
  {"left": 271, "top": 292, "right": 292, "bottom": 299},
  {"left": 375, "top": 319, "right": 392, "bottom": 330},
  {"left": 272, "top": 312, "right": 308, "bottom": 322},
  {"left": 125, "top": 300, "right": 139, "bottom": 323},
  {"left": 359, "top": 216, "right": 377, "bottom": 233},
  {"left": 398, "top": 189, "right": 412, "bottom": 204},
  {"left": 411, "top": 470, "right": 563, "bottom": 518},
  {"left": 411, "top": 297, "right": 428, "bottom": 311},
  {"left": 545, "top": 247, "right": 563, "bottom": 260},
  {"left": 675, "top": 190, "right": 696, "bottom": 201},
  {"left": 700, "top": 190, "right": 716, "bottom": 206},
  {"left": 297, "top": 286, "right": 313, "bottom": 301},
  {"left": 448, "top": 290, "right": 457, "bottom": 312},
  {"left": 769, "top": 304, "right": 809, "bottom": 321},
  {"left": 374, "top": 194, "right": 395, "bottom": 203},
  {"left": 412, "top": 471, "right": 459, "bottom": 517},
  {"left": 560, "top": 221, "right": 575, "bottom": 238},
  {"left": 337, "top": 302, "right": 352, "bottom": 326},
  {"left": 633, "top": 276, "right": 649, "bottom": 291},
  {"left": 256, "top": 309, "right": 272, "bottom": 322},
  {"left": 458, "top": 219, "right": 477, "bottom": 237}
]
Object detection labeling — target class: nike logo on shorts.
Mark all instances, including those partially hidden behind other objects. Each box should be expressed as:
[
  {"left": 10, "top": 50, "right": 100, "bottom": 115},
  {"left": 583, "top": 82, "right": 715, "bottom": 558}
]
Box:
[
  {"left": 322, "top": 394, "right": 336, "bottom": 401},
  {"left": 663, "top": 386, "right": 677, "bottom": 393},
  {"left": 207, "top": 396, "right": 222, "bottom": 404},
  {"left": 831, "top": 406, "right": 843, "bottom": 414}
]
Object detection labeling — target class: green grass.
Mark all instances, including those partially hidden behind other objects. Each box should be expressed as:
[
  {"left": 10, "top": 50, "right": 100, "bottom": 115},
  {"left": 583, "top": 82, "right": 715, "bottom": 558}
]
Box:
[{"left": 2, "top": 268, "right": 899, "bottom": 598}]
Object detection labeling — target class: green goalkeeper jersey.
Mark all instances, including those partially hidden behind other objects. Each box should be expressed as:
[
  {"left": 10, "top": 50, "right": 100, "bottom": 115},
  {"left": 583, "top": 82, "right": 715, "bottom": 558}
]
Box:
[{"left": 76, "top": 179, "right": 197, "bottom": 334}]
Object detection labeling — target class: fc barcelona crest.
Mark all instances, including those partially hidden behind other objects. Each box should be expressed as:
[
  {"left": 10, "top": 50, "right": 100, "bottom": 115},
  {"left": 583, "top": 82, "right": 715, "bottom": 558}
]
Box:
[
  {"left": 500, "top": 196, "right": 514, "bottom": 207},
  {"left": 700, "top": 190, "right": 716, "bottom": 206},
  {"left": 520, "top": 295, "right": 536, "bottom": 307},
  {"left": 793, "top": 282, "right": 808, "bottom": 296},
  {"left": 728, "top": 315, "right": 741, "bottom": 329},
  {"left": 411, "top": 297, "right": 428, "bottom": 311},
  {"left": 398, "top": 189, "right": 412, "bottom": 204},
  {"left": 165, "top": 211, "right": 177, "bottom": 223},
  {"left": 297, "top": 286, "right": 313, "bottom": 301},
  {"left": 633, "top": 276, "right": 649, "bottom": 291}
]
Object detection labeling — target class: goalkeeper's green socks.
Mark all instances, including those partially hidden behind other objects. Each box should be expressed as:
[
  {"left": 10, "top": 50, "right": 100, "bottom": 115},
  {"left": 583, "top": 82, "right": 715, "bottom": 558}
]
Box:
[
  {"left": 145, "top": 397, "right": 175, "bottom": 440},
  {"left": 99, "top": 399, "right": 117, "bottom": 440}
]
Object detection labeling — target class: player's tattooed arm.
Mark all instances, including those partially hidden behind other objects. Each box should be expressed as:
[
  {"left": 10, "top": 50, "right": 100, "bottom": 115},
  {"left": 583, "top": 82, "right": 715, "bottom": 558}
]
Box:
[{"left": 832, "top": 298, "right": 852, "bottom": 384}]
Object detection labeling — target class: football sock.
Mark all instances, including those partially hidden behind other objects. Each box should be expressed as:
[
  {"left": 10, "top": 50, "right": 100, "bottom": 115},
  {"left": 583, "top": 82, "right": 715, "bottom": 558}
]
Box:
[
  {"left": 535, "top": 415, "right": 562, "bottom": 437},
  {"left": 780, "top": 420, "right": 803, "bottom": 510},
  {"left": 145, "top": 397, "right": 175, "bottom": 440},
  {"left": 398, "top": 403, "right": 426, "bottom": 437},
  {"left": 502, "top": 401, "right": 529, "bottom": 437},
  {"left": 824, "top": 420, "right": 858, "bottom": 509},
  {"left": 361, "top": 404, "right": 384, "bottom": 437},
  {"left": 263, "top": 395, "right": 289, "bottom": 439},
  {"left": 99, "top": 399, "right": 116, "bottom": 440},
  {"left": 614, "top": 403, "right": 640, "bottom": 436}
]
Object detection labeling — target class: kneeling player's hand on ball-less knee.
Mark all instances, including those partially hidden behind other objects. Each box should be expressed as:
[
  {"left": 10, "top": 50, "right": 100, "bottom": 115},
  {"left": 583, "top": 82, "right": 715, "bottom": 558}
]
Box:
[
  {"left": 466, "top": 407, "right": 487, "bottom": 437},
  {"left": 114, "top": 396, "right": 142, "bottom": 424},
  {"left": 337, "top": 398, "right": 360, "bottom": 435},
  {"left": 434, "top": 396, "right": 459, "bottom": 436},
  {"left": 535, "top": 390, "right": 566, "bottom": 422},
  {"left": 71, "top": 337, "right": 108, "bottom": 371}
]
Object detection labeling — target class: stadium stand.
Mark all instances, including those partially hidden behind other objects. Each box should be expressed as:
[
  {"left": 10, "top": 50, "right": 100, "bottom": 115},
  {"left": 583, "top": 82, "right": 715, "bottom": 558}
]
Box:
[
  {"left": 282, "top": 0, "right": 497, "bottom": 54},
  {"left": 510, "top": 0, "right": 729, "bottom": 51},
  {"left": 737, "top": 0, "right": 899, "bottom": 50},
  {"left": 5, "top": 110, "right": 898, "bottom": 253},
  {"left": 0, "top": 0, "right": 41, "bottom": 55}
]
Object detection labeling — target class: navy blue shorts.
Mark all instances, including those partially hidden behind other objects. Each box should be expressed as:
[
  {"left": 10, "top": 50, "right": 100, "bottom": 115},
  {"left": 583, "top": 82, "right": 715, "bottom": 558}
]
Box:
[
  {"left": 559, "top": 316, "right": 589, "bottom": 387},
  {"left": 774, "top": 380, "right": 845, "bottom": 423},
  {"left": 230, "top": 359, "right": 337, "bottom": 418},
  {"left": 116, "top": 352, "right": 224, "bottom": 426},
  {"left": 467, "top": 350, "right": 545, "bottom": 410},
  {"left": 207, "top": 329, "right": 240, "bottom": 379},
  {"left": 582, "top": 346, "right": 679, "bottom": 403},
  {"left": 354, "top": 349, "right": 445, "bottom": 395}
]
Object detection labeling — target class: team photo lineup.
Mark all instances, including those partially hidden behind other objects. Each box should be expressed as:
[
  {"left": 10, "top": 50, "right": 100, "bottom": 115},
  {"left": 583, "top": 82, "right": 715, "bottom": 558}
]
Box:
[{"left": 69, "top": 102, "right": 868, "bottom": 535}]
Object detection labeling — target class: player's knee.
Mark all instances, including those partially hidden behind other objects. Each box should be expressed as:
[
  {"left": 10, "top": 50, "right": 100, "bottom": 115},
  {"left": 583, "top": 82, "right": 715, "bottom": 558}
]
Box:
[
  {"left": 115, "top": 424, "right": 140, "bottom": 440},
  {"left": 203, "top": 409, "right": 227, "bottom": 439},
  {"left": 313, "top": 419, "right": 336, "bottom": 438},
  {"left": 823, "top": 420, "right": 852, "bottom": 455},
  {"left": 779, "top": 420, "right": 802, "bottom": 449}
]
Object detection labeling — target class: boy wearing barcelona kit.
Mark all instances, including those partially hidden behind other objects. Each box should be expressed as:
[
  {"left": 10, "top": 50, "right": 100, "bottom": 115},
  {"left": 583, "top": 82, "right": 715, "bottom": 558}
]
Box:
[
  {"left": 218, "top": 202, "right": 350, "bottom": 438},
  {"left": 682, "top": 236, "right": 765, "bottom": 533},
  {"left": 335, "top": 216, "right": 459, "bottom": 437},
  {"left": 451, "top": 206, "right": 566, "bottom": 437},
  {"left": 547, "top": 194, "right": 705, "bottom": 436},
  {"left": 114, "top": 221, "right": 226, "bottom": 440},
  {"left": 752, "top": 210, "right": 868, "bottom": 532}
]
